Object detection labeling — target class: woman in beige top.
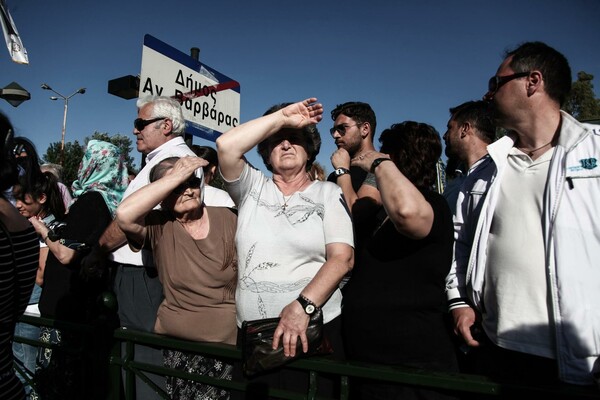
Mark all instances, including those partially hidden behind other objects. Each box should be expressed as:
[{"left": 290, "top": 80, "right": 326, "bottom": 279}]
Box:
[{"left": 116, "top": 156, "right": 237, "bottom": 400}]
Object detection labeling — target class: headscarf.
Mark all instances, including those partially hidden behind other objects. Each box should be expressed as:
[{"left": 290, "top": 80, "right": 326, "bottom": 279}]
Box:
[{"left": 71, "top": 140, "right": 128, "bottom": 218}]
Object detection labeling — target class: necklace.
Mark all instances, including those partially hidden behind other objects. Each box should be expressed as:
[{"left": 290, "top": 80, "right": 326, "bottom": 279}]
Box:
[
  {"left": 351, "top": 150, "right": 373, "bottom": 162},
  {"left": 517, "top": 140, "right": 553, "bottom": 157},
  {"left": 281, "top": 193, "right": 294, "bottom": 211}
]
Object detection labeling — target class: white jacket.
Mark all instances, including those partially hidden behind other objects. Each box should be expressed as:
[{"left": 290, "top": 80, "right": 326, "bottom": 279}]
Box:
[{"left": 447, "top": 111, "right": 600, "bottom": 385}]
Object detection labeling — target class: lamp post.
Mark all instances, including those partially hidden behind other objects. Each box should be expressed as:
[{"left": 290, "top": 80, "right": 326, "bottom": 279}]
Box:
[{"left": 41, "top": 83, "right": 86, "bottom": 165}]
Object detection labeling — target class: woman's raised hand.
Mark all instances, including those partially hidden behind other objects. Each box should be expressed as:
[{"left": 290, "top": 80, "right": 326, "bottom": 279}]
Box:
[
  {"left": 281, "top": 98, "right": 323, "bottom": 128},
  {"left": 169, "top": 156, "right": 208, "bottom": 182}
]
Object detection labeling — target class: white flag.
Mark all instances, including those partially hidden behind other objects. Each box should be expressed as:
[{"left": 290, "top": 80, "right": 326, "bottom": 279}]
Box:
[{"left": 0, "top": 0, "right": 28, "bottom": 64}]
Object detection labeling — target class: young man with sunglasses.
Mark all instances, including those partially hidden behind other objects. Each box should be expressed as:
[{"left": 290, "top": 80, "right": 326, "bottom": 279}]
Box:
[
  {"left": 449, "top": 42, "right": 600, "bottom": 389},
  {"left": 327, "top": 102, "right": 381, "bottom": 288},
  {"left": 81, "top": 95, "right": 199, "bottom": 400},
  {"left": 328, "top": 102, "right": 381, "bottom": 217}
]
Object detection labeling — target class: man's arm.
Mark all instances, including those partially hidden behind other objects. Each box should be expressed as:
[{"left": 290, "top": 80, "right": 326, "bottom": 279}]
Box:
[
  {"left": 446, "top": 162, "right": 495, "bottom": 347},
  {"left": 331, "top": 148, "right": 381, "bottom": 219},
  {"left": 79, "top": 220, "right": 127, "bottom": 281},
  {"left": 98, "top": 219, "right": 128, "bottom": 253}
]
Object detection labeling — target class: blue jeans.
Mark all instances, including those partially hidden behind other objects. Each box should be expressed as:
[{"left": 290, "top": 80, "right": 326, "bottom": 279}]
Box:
[{"left": 13, "top": 284, "right": 42, "bottom": 394}]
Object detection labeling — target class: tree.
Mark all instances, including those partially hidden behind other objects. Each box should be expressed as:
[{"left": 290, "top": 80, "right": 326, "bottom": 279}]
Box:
[
  {"left": 564, "top": 71, "right": 600, "bottom": 121},
  {"left": 43, "top": 132, "right": 137, "bottom": 188},
  {"left": 43, "top": 140, "right": 84, "bottom": 188}
]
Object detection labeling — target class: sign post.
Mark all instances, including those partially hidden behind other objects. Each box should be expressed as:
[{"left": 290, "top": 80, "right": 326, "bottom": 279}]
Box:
[{"left": 139, "top": 34, "right": 241, "bottom": 142}]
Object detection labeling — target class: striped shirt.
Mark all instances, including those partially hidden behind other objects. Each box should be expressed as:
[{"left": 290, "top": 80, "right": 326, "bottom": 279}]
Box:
[{"left": 0, "top": 225, "right": 39, "bottom": 399}]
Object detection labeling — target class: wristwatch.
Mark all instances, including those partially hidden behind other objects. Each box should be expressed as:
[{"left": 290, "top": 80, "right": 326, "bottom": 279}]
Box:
[
  {"left": 296, "top": 294, "right": 317, "bottom": 315},
  {"left": 333, "top": 167, "right": 350, "bottom": 177},
  {"left": 370, "top": 157, "right": 393, "bottom": 173}
]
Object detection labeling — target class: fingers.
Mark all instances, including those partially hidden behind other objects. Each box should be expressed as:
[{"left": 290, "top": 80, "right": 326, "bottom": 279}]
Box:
[
  {"left": 272, "top": 300, "right": 311, "bottom": 357},
  {"left": 299, "top": 332, "right": 309, "bottom": 354},
  {"left": 173, "top": 156, "right": 207, "bottom": 177},
  {"left": 276, "top": 332, "right": 307, "bottom": 357},
  {"left": 272, "top": 326, "right": 283, "bottom": 351},
  {"left": 331, "top": 149, "right": 350, "bottom": 169},
  {"left": 302, "top": 98, "right": 323, "bottom": 118},
  {"left": 459, "top": 325, "right": 481, "bottom": 347},
  {"left": 452, "top": 307, "right": 481, "bottom": 348},
  {"left": 303, "top": 97, "right": 318, "bottom": 106},
  {"left": 285, "top": 332, "right": 297, "bottom": 357},
  {"left": 178, "top": 155, "right": 207, "bottom": 168},
  {"left": 273, "top": 324, "right": 299, "bottom": 357}
]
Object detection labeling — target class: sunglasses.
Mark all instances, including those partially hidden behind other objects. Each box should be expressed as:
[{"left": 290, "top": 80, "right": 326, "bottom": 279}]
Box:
[
  {"left": 487, "top": 72, "right": 531, "bottom": 95},
  {"left": 134, "top": 117, "right": 166, "bottom": 131},
  {"left": 329, "top": 123, "right": 362, "bottom": 136},
  {"left": 13, "top": 143, "right": 26, "bottom": 156},
  {"left": 173, "top": 176, "right": 202, "bottom": 194}
]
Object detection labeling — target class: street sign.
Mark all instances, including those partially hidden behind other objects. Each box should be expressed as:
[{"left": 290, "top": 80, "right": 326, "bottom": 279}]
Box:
[{"left": 139, "top": 34, "right": 241, "bottom": 142}]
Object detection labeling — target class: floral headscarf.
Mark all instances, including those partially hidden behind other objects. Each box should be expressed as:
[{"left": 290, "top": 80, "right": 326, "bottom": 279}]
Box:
[{"left": 71, "top": 140, "right": 129, "bottom": 218}]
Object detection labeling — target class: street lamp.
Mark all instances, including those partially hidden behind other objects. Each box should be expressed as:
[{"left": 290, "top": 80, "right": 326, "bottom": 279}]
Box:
[{"left": 41, "top": 83, "right": 86, "bottom": 165}]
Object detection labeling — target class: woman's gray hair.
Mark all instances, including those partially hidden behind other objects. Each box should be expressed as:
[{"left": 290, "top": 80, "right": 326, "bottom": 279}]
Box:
[
  {"left": 256, "top": 103, "right": 321, "bottom": 172},
  {"left": 41, "top": 163, "right": 64, "bottom": 181},
  {"left": 149, "top": 156, "right": 205, "bottom": 204},
  {"left": 136, "top": 96, "right": 186, "bottom": 136}
]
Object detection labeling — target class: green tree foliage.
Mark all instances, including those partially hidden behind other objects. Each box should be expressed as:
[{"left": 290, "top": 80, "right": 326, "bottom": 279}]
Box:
[
  {"left": 564, "top": 71, "right": 600, "bottom": 121},
  {"left": 43, "top": 132, "right": 137, "bottom": 189},
  {"left": 43, "top": 141, "right": 84, "bottom": 188}
]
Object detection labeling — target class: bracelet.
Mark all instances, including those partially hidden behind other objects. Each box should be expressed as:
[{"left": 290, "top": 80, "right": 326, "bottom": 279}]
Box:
[
  {"left": 43, "top": 233, "right": 50, "bottom": 243},
  {"left": 370, "top": 157, "right": 393, "bottom": 173}
]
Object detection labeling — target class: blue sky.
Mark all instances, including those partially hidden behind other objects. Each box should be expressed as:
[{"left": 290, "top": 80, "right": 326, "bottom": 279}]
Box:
[{"left": 2, "top": 0, "right": 599, "bottom": 173}]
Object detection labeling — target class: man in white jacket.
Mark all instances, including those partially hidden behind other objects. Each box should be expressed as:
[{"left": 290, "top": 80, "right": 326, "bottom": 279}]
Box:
[{"left": 447, "top": 41, "right": 600, "bottom": 388}]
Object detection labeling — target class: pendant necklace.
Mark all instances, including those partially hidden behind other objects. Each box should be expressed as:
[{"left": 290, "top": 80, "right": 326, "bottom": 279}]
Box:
[
  {"left": 281, "top": 193, "right": 295, "bottom": 211},
  {"left": 517, "top": 140, "right": 553, "bottom": 157}
]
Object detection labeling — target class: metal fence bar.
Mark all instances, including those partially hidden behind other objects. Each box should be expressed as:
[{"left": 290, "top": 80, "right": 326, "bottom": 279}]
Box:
[{"left": 14, "top": 315, "right": 600, "bottom": 400}]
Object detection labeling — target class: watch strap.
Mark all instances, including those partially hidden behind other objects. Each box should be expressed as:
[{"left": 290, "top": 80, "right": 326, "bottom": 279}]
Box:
[
  {"left": 296, "top": 294, "right": 318, "bottom": 315},
  {"left": 333, "top": 167, "right": 350, "bottom": 177},
  {"left": 370, "top": 157, "right": 393, "bottom": 173}
]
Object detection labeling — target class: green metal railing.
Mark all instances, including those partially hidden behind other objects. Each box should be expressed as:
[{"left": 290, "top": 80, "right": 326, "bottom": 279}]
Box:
[{"left": 14, "top": 315, "right": 600, "bottom": 399}]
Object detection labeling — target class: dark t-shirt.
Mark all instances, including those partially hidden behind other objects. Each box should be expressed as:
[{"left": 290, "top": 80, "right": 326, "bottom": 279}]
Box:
[
  {"left": 342, "top": 190, "right": 458, "bottom": 371},
  {"left": 39, "top": 191, "right": 112, "bottom": 321}
]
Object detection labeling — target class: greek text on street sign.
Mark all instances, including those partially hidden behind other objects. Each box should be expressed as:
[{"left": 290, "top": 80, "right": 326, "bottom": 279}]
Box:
[{"left": 139, "top": 34, "right": 241, "bottom": 141}]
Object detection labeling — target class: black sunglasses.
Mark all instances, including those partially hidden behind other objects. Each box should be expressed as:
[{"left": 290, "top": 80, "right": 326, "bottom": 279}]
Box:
[
  {"left": 173, "top": 176, "right": 202, "bottom": 194},
  {"left": 13, "top": 143, "right": 26, "bottom": 156},
  {"left": 329, "top": 123, "right": 362, "bottom": 136},
  {"left": 134, "top": 117, "right": 166, "bottom": 131},
  {"left": 488, "top": 72, "right": 531, "bottom": 94}
]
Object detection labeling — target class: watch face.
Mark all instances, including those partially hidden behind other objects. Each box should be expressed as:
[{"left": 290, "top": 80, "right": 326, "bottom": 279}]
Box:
[{"left": 305, "top": 304, "right": 316, "bottom": 314}]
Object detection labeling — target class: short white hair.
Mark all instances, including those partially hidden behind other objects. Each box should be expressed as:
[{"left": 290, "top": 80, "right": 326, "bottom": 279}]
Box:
[{"left": 136, "top": 96, "right": 186, "bottom": 136}]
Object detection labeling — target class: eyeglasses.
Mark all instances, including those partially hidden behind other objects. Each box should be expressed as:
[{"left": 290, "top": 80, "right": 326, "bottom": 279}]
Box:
[
  {"left": 487, "top": 72, "right": 531, "bottom": 95},
  {"left": 329, "top": 123, "right": 361, "bottom": 136},
  {"left": 134, "top": 117, "right": 166, "bottom": 131},
  {"left": 173, "top": 176, "right": 202, "bottom": 194},
  {"left": 13, "top": 143, "right": 26, "bottom": 156}
]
